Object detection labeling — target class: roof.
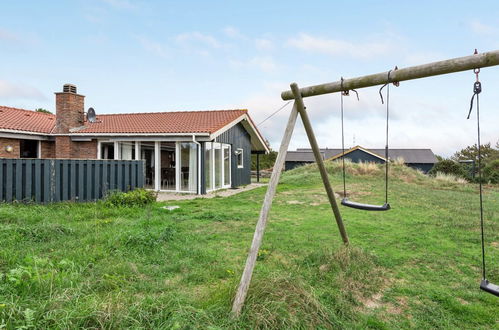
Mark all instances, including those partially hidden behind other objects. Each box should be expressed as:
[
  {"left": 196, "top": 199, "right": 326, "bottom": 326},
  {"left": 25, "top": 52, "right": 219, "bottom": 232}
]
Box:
[
  {"left": 291, "top": 146, "right": 437, "bottom": 164},
  {"left": 0, "top": 106, "right": 55, "bottom": 134},
  {"left": 328, "top": 146, "right": 387, "bottom": 162},
  {"left": 0, "top": 106, "right": 269, "bottom": 152},
  {"left": 76, "top": 109, "right": 248, "bottom": 134},
  {"left": 285, "top": 151, "right": 325, "bottom": 162}
]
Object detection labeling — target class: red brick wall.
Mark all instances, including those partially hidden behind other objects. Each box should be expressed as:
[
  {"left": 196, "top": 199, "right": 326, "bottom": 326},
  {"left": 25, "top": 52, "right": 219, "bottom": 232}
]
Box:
[
  {"left": 0, "top": 138, "right": 20, "bottom": 158},
  {"left": 55, "top": 136, "right": 72, "bottom": 158},
  {"left": 55, "top": 92, "right": 85, "bottom": 133},
  {"left": 40, "top": 141, "right": 55, "bottom": 158},
  {"left": 55, "top": 136, "right": 97, "bottom": 159},
  {"left": 72, "top": 140, "right": 98, "bottom": 159}
]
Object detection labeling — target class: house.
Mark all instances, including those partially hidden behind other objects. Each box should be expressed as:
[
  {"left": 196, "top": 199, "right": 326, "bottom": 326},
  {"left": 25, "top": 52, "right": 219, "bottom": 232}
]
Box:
[
  {"left": 285, "top": 146, "right": 437, "bottom": 173},
  {"left": 0, "top": 84, "right": 269, "bottom": 194}
]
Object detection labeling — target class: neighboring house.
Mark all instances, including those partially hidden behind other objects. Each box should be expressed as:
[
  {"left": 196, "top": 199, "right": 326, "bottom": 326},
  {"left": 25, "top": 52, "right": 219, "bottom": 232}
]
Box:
[
  {"left": 0, "top": 84, "right": 269, "bottom": 194},
  {"left": 285, "top": 146, "right": 437, "bottom": 173}
]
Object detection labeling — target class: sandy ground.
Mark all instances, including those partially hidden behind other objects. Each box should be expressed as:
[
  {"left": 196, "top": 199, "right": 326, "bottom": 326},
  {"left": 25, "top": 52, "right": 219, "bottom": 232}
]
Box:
[{"left": 156, "top": 183, "right": 267, "bottom": 201}]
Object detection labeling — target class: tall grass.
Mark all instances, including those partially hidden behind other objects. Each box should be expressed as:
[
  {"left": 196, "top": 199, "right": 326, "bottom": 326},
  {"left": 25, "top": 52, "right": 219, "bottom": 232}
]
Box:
[{"left": 0, "top": 161, "right": 497, "bottom": 328}]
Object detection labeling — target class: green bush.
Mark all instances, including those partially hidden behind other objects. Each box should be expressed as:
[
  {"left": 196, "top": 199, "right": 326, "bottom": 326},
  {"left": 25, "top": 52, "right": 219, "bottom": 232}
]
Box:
[
  {"left": 483, "top": 159, "right": 499, "bottom": 184},
  {"left": 428, "top": 159, "right": 467, "bottom": 178},
  {"left": 105, "top": 188, "right": 156, "bottom": 207}
]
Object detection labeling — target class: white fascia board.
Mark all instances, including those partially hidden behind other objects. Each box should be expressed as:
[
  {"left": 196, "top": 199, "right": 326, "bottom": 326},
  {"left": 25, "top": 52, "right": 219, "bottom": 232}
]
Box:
[
  {"left": 65, "top": 132, "right": 210, "bottom": 137},
  {"left": 99, "top": 136, "right": 211, "bottom": 142},
  {"left": 0, "top": 129, "right": 50, "bottom": 140},
  {"left": 209, "top": 114, "right": 269, "bottom": 153}
]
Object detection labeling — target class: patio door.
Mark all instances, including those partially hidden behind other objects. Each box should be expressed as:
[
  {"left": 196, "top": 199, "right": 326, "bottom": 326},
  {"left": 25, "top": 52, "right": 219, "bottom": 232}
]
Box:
[
  {"left": 205, "top": 142, "right": 231, "bottom": 192},
  {"left": 178, "top": 142, "right": 198, "bottom": 193},
  {"left": 222, "top": 144, "right": 231, "bottom": 188},
  {"left": 160, "top": 142, "right": 176, "bottom": 191}
]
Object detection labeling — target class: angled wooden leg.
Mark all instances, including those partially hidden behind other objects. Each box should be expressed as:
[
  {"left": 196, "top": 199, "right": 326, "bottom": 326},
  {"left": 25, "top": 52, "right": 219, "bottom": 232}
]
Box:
[
  {"left": 231, "top": 102, "right": 299, "bottom": 317},
  {"left": 290, "top": 83, "right": 349, "bottom": 245}
]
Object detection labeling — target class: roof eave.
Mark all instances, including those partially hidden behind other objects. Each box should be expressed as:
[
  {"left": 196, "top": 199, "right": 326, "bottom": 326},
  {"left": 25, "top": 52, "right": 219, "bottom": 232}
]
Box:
[{"left": 210, "top": 114, "right": 270, "bottom": 153}]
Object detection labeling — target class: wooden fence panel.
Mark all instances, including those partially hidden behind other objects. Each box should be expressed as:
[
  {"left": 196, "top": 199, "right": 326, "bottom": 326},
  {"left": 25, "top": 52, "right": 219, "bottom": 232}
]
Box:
[{"left": 0, "top": 159, "right": 144, "bottom": 203}]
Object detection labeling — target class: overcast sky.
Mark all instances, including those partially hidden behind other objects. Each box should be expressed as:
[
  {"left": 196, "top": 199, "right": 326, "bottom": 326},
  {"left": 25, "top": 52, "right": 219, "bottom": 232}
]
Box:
[{"left": 1, "top": 1, "right": 498, "bottom": 157}]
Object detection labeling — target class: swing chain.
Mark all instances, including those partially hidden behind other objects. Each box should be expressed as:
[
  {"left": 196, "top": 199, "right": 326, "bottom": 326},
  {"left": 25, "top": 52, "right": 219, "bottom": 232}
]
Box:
[{"left": 468, "top": 52, "right": 482, "bottom": 119}]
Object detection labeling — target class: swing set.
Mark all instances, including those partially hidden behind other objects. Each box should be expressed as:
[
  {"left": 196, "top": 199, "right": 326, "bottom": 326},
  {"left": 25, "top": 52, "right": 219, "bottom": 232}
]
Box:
[{"left": 231, "top": 49, "right": 499, "bottom": 316}]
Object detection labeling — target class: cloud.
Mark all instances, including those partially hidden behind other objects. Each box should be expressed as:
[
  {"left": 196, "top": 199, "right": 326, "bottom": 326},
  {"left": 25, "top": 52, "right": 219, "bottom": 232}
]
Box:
[
  {"left": 0, "top": 29, "right": 19, "bottom": 42},
  {"left": 100, "top": 0, "right": 137, "bottom": 10},
  {"left": 255, "top": 38, "right": 273, "bottom": 51},
  {"left": 176, "top": 32, "right": 221, "bottom": 48},
  {"left": 223, "top": 26, "right": 244, "bottom": 39},
  {"left": 230, "top": 56, "right": 278, "bottom": 73},
  {"left": 469, "top": 20, "right": 497, "bottom": 35},
  {"left": 135, "top": 36, "right": 169, "bottom": 58},
  {"left": 287, "top": 33, "right": 395, "bottom": 59},
  {"left": 0, "top": 80, "right": 46, "bottom": 101}
]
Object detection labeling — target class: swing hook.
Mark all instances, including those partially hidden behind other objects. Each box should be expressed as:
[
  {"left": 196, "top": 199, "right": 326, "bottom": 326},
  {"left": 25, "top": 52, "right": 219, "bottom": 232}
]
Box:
[
  {"left": 468, "top": 50, "right": 482, "bottom": 119},
  {"left": 379, "top": 66, "right": 399, "bottom": 104},
  {"left": 340, "top": 77, "right": 360, "bottom": 101}
]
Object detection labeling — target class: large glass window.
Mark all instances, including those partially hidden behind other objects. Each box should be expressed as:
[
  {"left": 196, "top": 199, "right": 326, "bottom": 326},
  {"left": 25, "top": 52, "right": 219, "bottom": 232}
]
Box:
[
  {"left": 214, "top": 143, "right": 222, "bottom": 189},
  {"left": 118, "top": 142, "right": 135, "bottom": 160},
  {"left": 141, "top": 142, "right": 155, "bottom": 189},
  {"left": 204, "top": 142, "right": 231, "bottom": 191},
  {"left": 223, "top": 145, "right": 230, "bottom": 187},
  {"left": 205, "top": 143, "right": 213, "bottom": 191},
  {"left": 180, "top": 142, "right": 198, "bottom": 192},
  {"left": 160, "top": 142, "right": 176, "bottom": 191},
  {"left": 100, "top": 142, "right": 114, "bottom": 159}
]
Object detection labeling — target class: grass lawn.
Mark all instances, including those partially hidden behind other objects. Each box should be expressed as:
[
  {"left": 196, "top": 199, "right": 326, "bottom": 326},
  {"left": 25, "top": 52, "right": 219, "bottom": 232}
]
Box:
[{"left": 0, "top": 161, "right": 498, "bottom": 329}]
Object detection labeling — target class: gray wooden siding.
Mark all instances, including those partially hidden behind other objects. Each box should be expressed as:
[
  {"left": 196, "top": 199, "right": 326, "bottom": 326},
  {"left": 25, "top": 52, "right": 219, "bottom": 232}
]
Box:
[
  {"left": 0, "top": 159, "right": 144, "bottom": 203},
  {"left": 215, "top": 123, "right": 251, "bottom": 188}
]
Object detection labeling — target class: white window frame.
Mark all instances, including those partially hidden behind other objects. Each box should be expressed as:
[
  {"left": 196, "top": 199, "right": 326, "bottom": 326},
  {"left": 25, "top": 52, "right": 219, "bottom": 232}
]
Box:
[
  {"left": 37, "top": 141, "right": 42, "bottom": 159},
  {"left": 205, "top": 142, "right": 231, "bottom": 192},
  {"left": 222, "top": 144, "right": 231, "bottom": 188},
  {"left": 236, "top": 148, "right": 244, "bottom": 168}
]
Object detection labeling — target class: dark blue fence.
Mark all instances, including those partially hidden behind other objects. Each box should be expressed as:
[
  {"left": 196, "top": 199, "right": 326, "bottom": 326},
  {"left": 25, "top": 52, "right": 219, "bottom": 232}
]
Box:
[{"left": 0, "top": 159, "right": 144, "bottom": 203}]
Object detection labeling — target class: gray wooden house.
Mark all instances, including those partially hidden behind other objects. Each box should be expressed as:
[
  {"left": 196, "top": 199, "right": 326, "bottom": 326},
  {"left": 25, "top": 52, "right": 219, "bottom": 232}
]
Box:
[{"left": 285, "top": 146, "right": 437, "bottom": 173}]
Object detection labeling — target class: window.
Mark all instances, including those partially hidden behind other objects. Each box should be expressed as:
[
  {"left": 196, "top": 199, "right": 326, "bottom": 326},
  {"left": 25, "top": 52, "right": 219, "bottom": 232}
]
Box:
[
  {"left": 20, "top": 140, "right": 38, "bottom": 158},
  {"left": 118, "top": 141, "right": 135, "bottom": 160},
  {"left": 204, "top": 142, "right": 231, "bottom": 191},
  {"left": 100, "top": 142, "right": 114, "bottom": 159},
  {"left": 236, "top": 148, "right": 243, "bottom": 168}
]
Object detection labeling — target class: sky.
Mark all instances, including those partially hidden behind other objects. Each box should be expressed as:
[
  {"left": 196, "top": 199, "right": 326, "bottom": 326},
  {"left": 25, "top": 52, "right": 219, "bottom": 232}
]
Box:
[{"left": 1, "top": 0, "right": 498, "bottom": 157}]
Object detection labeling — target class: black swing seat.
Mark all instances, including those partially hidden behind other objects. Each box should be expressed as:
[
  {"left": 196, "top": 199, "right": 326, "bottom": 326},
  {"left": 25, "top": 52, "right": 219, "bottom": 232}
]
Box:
[
  {"left": 480, "top": 279, "right": 499, "bottom": 297},
  {"left": 341, "top": 198, "right": 390, "bottom": 211}
]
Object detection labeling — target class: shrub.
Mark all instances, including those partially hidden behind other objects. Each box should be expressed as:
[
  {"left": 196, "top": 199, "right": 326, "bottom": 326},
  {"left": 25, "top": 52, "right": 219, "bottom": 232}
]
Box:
[
  {"left": 434, "top": 172, "right": 467, "bottom": 184},
  {"left": 429, "top": 159, "right": 467, "bottom": 178},
  {"left": 105, "top": 189, "right": 156, "bottom": 207},
  {"left": 483, "top": 159, "right": 499, "bottom": 184}
]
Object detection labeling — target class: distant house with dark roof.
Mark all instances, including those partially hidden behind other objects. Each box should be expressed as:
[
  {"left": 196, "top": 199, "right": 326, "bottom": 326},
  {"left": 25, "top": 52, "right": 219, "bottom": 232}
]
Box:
[
  {"left": 0, "top": 84, "right": 269, "bottom": 194},
  {"left": 285, "top": 146, "right": 437, "bottom": 173}
]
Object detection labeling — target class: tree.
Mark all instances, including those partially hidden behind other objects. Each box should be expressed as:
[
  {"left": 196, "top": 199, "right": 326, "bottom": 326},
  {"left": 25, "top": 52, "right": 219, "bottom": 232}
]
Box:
[
  {"left": 429, "top": 159, "right": 467, "bottom": 178},
  {"left": 35, "top": 108, "right": 52, "bottom": 114},
  {"left": 483, "top": 159, "right": 499, "bottom": 184},
  {"left": 251, "top": 150, "right": 277, "bottom": 171},
  {"left": 452, "top": 143, "right": 499, "bottom": 164}
]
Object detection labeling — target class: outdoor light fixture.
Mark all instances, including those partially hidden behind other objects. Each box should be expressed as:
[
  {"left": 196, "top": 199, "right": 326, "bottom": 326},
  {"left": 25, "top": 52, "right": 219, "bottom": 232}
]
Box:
[{"left": 5, "top": 145, "right": 13, "bottom": 153}]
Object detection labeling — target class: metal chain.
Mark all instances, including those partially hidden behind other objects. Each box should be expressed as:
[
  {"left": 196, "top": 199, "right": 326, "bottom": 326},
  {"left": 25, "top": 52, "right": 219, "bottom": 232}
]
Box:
[
  {"left": 340, "top": 77, "right": 346, "bottom": 198},
  {"left": 468, "top": 65, "right": 486, "bottom": 280},
  {"left": 379, "top": 67, "right": 398, "bottom": 204}
]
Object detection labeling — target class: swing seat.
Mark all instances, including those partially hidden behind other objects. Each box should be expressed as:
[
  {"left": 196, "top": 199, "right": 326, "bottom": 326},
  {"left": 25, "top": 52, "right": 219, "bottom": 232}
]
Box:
[
  {"left": 341, "top": 198, "right": 390, "bottom": 211},
  {"left": 481, "top": 279, "right": 499, "bottom": 297}
]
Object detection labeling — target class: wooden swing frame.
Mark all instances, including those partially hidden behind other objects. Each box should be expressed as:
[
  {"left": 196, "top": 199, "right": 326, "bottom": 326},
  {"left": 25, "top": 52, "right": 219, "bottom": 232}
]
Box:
[{"left": 232, "top": 50, "right": 499, "bottom": 316}]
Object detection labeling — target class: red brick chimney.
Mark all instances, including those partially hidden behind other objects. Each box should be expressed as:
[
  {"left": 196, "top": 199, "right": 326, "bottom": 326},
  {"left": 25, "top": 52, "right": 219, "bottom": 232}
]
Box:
[
  {"left": 55, "top": 84, "right": 85, "bottom": 133},
  {"left": 55, "top": 84, "right": 85, "bottom": 158}
]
